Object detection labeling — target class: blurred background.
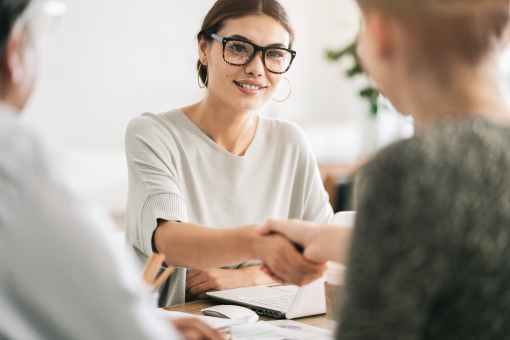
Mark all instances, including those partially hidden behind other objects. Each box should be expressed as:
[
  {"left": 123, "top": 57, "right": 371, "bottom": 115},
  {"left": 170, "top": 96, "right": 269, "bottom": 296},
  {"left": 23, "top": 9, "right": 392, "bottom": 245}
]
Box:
[{"left": 22, "top": 0, "right": 510, "bottom": 228}]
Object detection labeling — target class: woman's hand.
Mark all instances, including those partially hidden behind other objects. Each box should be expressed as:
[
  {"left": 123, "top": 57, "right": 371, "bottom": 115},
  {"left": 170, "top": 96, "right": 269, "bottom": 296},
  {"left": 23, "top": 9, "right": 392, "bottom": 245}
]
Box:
[
  {"left": 249, "top": 226, "right": 328, "bottom": 286},
  {"left": 185, "top": 266, "right": 274, "bottom": 301},
  {"left": 257, "top": 219, "right": 353, "bottom": 264},
  {"left": 170, "top": 318, "right": 223, "bottom": 340}
]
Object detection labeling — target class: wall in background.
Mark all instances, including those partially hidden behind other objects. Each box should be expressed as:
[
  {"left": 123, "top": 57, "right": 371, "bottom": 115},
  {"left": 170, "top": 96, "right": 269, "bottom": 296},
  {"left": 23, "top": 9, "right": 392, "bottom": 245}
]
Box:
[
  {"left": 21, "top": 0, "right": 510, "bottom": 213},
  {"left": 24, "top": 0, "right": 367, "bottom": 154}
]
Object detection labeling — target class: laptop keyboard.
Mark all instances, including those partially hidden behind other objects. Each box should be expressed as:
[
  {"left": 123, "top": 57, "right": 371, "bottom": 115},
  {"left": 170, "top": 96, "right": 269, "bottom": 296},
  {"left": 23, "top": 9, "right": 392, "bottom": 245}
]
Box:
[{"left": 244, "top": 293, "right": 295, "bottom": 310}]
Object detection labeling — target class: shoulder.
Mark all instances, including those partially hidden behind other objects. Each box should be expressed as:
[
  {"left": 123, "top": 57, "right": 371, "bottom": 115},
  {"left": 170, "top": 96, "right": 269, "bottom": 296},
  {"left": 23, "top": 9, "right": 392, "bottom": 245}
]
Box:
[
  {"left": 0, "top": 113, "right": 51, "bottom": 184},
  {"left": 258, "top": 116, "right": 311, "bottom": 150},
  {"left": 126, "top": 109, "right": 186, "bottom": 138},
  {"left": 359, "top": 119, "right": 510, "bottom": 195},
  {"left": 125, "top": 109, "right": 193, "bottom": 157}
]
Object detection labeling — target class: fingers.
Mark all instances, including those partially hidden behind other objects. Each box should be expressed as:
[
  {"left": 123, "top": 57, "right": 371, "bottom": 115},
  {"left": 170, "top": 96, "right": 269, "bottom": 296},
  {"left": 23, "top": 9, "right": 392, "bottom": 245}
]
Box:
[
  {"left": 261, "top": 234, "right": 327, "bottom": 286},
  {"left": 260, "top": 263, "right": 286, "bottom": 284},
  {"left": 256, "top": 219, "right": 287, "bottom": 235},
  {"left": 172, "top": 319, "right": 223, "bottom": 340},
  {"left": 186, "top": 271, "right": 208, "bottom": 291},
  {"left": 186, "top": 280, "right": 216, "bottom": 301},
  {"left": 258, "top": 219, "right": 317, "bottom": 251},
  {"left": 186, "top": 270, "right": 202, "bottom": 281}
]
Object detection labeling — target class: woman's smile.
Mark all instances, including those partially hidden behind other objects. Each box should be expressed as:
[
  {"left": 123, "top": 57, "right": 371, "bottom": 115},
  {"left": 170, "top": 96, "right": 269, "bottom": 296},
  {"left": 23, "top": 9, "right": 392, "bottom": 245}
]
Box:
[{"left": 234, "top": 80, "right": 268, "bottom": 95}]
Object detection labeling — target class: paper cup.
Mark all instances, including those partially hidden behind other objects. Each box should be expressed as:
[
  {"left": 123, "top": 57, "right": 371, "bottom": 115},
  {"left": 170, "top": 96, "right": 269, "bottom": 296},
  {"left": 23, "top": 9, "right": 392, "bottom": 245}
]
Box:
[
  {"left": 330, "top": 211, "right": 356, "bottom": 227},
  {"left": 325, "top": 262, "right": 346, "bottom": 331},
  {"left": 326, "top": 211, "right": 355, "bottom": 332}
]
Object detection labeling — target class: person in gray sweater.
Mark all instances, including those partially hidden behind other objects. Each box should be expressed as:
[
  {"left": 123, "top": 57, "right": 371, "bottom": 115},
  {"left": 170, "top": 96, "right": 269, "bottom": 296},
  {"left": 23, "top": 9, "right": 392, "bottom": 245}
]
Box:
[{"left": 259, "top": 0, "right": 510, "bottom": 338}]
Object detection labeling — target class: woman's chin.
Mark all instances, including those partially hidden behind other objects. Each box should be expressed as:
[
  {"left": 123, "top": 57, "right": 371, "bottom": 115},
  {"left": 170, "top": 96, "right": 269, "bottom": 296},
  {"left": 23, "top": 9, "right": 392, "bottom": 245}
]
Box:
[{"left": 229, "top": 98, "right": 267, "bottom": 112}]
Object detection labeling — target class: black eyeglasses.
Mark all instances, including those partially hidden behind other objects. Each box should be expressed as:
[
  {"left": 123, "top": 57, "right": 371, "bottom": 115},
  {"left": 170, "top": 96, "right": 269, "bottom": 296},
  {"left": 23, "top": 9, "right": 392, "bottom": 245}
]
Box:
[{"left": 211, "top": 33, "right": 296, "bottom": 74}]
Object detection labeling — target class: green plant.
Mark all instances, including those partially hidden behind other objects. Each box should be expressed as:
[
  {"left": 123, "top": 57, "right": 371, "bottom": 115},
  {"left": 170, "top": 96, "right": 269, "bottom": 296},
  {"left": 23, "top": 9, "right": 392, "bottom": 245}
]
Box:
[{"left": 326, "top": 39, "right": 380, "bottom": 116}]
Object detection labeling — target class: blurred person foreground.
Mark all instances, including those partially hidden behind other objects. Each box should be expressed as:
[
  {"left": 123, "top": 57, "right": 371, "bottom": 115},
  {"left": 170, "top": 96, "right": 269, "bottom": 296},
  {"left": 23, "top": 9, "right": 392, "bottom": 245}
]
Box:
[
  {"left": 0, "top": 0, "right": 221, "bottom": 339},
  {"left": 259, "top": 0, "right": 510, "bottom": 339}
]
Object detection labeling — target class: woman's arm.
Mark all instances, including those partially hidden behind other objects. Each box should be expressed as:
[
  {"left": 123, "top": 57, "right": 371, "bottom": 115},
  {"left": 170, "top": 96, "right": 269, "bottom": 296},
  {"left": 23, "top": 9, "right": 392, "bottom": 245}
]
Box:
[
  {"left": 185, "top": 265, "right": 274, "bottom": 301},
  {"left": 154, "top": 220, "right": 327, "bottom": 286}
]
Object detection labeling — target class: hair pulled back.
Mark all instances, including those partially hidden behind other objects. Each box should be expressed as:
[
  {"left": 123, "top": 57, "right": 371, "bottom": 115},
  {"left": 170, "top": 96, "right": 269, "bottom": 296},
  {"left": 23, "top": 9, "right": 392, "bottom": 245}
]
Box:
[
  {"left": 0, "top": 0, "right": 31, "bottom": 57},
  {"left": 196, "top": 0, "right": 295, "bottom": 87},
  {"left": 357, "top": 0, "right": 510, "bottom": 64}
]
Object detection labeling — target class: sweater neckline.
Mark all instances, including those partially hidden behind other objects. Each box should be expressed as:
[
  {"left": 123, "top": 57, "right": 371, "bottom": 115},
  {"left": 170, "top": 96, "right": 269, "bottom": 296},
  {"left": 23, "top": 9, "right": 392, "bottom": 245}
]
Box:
[{"left": 175, "top": 109, "right": 263, "bottom": 159}]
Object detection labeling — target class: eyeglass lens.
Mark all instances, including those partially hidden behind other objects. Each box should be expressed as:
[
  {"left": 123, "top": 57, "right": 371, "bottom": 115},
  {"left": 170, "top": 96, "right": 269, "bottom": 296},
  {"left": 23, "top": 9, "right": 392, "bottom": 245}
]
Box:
[{"left": 224, "top": 40, "right": 293, "bottom": 73}]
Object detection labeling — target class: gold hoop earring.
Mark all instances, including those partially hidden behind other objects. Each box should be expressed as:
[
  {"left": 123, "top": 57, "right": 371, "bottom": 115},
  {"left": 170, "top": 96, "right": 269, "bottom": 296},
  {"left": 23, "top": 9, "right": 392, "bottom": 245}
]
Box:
[
  {"left": 198, "top": 64, "right": 208, "bottom": 89},
  {"left": 272, "top": 77, "right": 291, "bottom": 102}
]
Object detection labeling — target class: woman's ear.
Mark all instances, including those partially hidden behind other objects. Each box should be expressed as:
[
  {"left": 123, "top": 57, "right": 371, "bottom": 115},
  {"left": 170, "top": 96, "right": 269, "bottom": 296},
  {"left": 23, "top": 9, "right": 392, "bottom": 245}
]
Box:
[
  {"left": 363, "top": 11, "right": 396, "bottom": 61},
  {"left": 198, "top": 38, "right": 209, "bottom": 66}
]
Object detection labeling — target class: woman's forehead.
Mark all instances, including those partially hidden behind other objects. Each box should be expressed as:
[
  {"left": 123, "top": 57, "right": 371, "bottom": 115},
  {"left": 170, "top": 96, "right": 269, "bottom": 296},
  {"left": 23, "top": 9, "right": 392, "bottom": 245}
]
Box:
[{"left": 218, "top": 15, "right": 291, "bottom": 47}]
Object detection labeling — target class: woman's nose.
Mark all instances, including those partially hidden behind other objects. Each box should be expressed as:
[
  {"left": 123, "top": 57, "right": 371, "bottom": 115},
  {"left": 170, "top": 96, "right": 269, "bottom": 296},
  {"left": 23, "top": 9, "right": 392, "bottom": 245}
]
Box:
[{"left": 245, "top": 51, "right": 265, "bottom": 76}]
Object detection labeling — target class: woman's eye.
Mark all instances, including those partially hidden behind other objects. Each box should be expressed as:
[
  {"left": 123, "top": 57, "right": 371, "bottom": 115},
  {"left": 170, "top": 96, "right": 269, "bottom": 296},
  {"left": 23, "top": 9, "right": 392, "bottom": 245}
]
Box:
[
  {"left": 267, "top": 50, "right": 284, "bottom": 59},
  {"left": 229, "top": 44, "right": 247, "bottom": 53}
]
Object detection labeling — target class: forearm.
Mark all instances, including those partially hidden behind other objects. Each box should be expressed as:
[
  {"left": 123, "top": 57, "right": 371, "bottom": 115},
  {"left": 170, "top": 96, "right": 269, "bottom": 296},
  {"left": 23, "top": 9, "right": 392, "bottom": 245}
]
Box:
[{"left": 154, "top": 221, "right": 258, "bottom": 269}]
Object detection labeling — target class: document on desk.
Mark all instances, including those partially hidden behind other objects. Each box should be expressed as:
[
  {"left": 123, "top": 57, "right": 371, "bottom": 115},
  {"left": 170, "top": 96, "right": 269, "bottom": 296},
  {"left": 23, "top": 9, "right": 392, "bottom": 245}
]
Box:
[
  {"left": 155, "top": 309, "right": 252, "bottom": 329},
  {"left": 230, "top": 321, "right": 333, "bottom": 340},
  {"left": 266, "top": 320, "right": 333, "bottom": 339}
]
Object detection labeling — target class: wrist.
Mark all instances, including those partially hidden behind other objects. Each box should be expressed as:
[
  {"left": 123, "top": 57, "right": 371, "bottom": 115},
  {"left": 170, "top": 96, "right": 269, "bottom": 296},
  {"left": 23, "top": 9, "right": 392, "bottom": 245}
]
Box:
[
  {"left": 232, "top": 225, "right": 261, "bottom": 261},
  {"left": 238, "top": 225, "right": 263, "bottom": 260}
]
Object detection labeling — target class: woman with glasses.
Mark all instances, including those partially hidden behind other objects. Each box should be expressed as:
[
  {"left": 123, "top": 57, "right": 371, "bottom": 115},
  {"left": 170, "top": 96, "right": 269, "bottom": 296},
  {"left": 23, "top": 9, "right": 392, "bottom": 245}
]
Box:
[{"left": 125, "top": 0, "right": 333, "bottom": 307}]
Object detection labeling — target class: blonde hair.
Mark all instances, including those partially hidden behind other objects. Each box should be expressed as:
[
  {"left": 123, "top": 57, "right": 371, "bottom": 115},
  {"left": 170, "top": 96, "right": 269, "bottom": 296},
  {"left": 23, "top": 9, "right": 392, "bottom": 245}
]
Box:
[
  {"left": 357, "top": 0, "right": 510, "bottom": 64},
  {"left": 357, "top": 0, "right": 510, "bottom": 13},
  {"left": 426, "top": 0, "right": 509, "bottom": 14}
]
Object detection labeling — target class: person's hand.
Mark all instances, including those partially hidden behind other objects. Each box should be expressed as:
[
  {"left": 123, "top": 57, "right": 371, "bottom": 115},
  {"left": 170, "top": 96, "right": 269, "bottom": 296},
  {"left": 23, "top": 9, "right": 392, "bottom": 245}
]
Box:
[
  {"left": 257, "top": 219, "right": 352, "bottom": 264},
  {"left": 248, "top": 226, "right": 328, "bottom": 286},
  {"left": 170, "top": 318, "right": 223, "bottom": 340},
  {"left": 185, "top": 266, "right": 273, "bottom": 301}
]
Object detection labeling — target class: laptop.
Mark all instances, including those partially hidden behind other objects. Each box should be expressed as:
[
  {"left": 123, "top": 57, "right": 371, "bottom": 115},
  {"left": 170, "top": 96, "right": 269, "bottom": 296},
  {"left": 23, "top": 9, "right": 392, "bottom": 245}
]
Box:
[{"left": 206, "top": 276, "right": 326, "bottom": 319}]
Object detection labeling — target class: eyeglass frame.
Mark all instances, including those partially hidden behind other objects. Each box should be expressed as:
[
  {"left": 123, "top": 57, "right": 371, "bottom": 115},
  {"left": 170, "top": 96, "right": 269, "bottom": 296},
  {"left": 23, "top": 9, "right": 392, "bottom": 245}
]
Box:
[{"left": 211, "top": 33, "right": 297, "bottom": 75}]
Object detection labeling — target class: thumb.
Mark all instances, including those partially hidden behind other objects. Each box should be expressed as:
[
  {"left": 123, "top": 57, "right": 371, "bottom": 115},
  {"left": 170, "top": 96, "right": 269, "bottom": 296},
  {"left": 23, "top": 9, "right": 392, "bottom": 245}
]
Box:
[{"left": 256, "top": 219, "right": 282, "bottom": 235}]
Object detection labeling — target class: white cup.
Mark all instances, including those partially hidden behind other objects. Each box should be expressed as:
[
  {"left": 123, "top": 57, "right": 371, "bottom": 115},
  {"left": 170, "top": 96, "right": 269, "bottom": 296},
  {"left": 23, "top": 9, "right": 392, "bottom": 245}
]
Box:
[
  {"left": 325, "top": 262, "right": 346, "bottom": 332},
  {"left": 330, "top": 211, "right": 356, "bottom": 228},
  {"left": 327, "top": 261, "right": 346, "bottom": 286},
  {"left": 326, "top": 211, "right": 356, "bottom": 332}
]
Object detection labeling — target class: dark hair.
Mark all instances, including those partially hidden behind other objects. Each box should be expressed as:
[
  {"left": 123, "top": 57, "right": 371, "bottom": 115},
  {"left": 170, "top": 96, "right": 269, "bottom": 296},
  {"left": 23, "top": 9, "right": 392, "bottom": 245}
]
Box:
[
  {"left": 196, "top": 0, "right": 295, "bottom": 87},
  {"left": 0, "top": 0, "right": 31, "bottom": 58},
  {"left": 356, "top": 0, "right": 510, "bottom": 64}
]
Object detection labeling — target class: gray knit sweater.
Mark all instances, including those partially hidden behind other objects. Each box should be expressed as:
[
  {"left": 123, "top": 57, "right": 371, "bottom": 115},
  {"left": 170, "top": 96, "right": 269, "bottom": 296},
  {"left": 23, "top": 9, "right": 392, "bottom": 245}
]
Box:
[{"left": 339, "top": 118, "right": 510, "bottom": 339}]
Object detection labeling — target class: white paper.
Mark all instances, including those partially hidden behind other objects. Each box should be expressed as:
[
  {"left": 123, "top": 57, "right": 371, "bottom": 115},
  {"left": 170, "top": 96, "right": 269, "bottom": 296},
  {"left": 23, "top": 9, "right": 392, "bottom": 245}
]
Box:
[
  {"left": 230, "top": 322, "right": 328, "bottom": 340},
  {"left": 155, "top": 309, "right": 251, "bottom": 329},
  {"left": 266, "top": 320, "right": 333, "bottom": 339}
]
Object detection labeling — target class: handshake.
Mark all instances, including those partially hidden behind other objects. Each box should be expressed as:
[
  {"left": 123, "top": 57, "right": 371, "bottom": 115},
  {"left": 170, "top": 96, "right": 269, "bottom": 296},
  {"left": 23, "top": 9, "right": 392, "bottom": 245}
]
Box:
[{"left": 253, "top": 214, "right": 354, "bottom": 286}]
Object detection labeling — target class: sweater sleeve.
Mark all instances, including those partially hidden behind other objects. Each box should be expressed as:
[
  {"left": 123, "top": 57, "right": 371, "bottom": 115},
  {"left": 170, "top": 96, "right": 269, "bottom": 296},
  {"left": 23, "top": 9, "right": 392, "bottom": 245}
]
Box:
[
  {"left": 297, "top": 129, "right": 333, "bottom": 224},
  {"left": 125, "top": 116, "right": 188, "bottom": 257},
  {"left": 337, "top": 141, "right": 458, "bottom": 340},
  {"left": 302, "top": 161, "right": 334, "bottom": 224}
]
